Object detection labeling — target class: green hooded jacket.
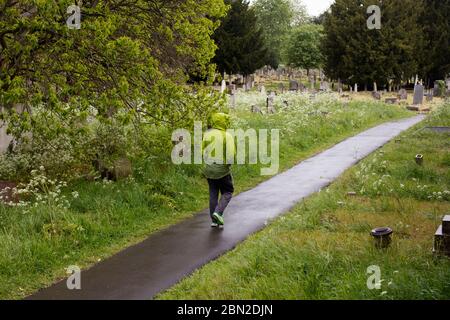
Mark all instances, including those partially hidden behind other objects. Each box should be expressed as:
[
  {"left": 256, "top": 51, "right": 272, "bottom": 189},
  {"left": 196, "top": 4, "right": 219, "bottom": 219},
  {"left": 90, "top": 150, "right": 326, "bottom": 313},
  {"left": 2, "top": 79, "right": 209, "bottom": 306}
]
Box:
[{"left": 202, "top": 113, "right": 236, "bottom": 179}]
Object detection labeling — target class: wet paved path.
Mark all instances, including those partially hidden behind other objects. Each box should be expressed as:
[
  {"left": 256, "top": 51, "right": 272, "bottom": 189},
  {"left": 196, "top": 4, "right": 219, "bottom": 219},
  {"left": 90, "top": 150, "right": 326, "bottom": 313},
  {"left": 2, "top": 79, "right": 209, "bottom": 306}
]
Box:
[{"left": 29, "top": 115, "right": 425, "bottom": 300}]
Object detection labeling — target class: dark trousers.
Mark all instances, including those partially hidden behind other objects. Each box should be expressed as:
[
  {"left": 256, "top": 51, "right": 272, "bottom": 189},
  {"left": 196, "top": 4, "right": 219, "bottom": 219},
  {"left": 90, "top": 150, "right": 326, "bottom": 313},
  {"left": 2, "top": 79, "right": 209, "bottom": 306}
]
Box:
[{"left": 207, "top": 174, "right": 234, "bottom": 219}]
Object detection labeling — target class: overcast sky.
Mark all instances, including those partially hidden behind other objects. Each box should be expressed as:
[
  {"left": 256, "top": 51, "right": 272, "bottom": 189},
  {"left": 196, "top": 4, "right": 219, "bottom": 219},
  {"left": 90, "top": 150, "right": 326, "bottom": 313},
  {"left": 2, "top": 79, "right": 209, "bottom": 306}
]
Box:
[
  {"left": 302, "top": 0, "right": 334, "bottom": 17},
  {"left": 249, "top": 0, "right": 335, "bottom": 17}
]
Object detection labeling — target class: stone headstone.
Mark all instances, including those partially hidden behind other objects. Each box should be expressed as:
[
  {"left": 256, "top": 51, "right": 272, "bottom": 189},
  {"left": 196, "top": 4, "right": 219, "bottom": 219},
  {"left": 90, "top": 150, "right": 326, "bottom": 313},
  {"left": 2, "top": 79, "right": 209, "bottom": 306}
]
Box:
[
  {"left": 320, "top": 81, "right": 329, "bottom": 91},
  {"left": 447, "top": 79, "right": 450, "bottom": 90},
  {"left": 259, "top": 85, "right": 266, "bottom": 96},
  {"left": 426, "top": 90, "right": 433, "bottom": 102},
  {"left": 278, "top": 83, "right": 285, "bottom": 93},
  {"left": 337, "top": 80, "right": 343, "bottom": 94},
  {"left": 266, "top": 93, "right": 276, "bottom": 114},
  {"left": 398, "top": 89, "right": 408, "bottom": 100},
  {"left": 354, "top": 83, "right": 358, "bottom": 93},
  {"left": 434, "top": 215, "right": 450, "bottom": 256},
  {"left": 385, "top": 98, "right": 398, "bottom": 104},
  {"left": 413, "top": 84, "right": 424, "bottom": 105},
  {"left": 229, "top": 91, "right": 236, "bottom": 109},
  {"left": 251, "top": 105, "right": 262, "bottom": 114},
  {"left": 289, "top": 80, "right": 299, "bottom": 91},
  {"left": 433, "top": 83, "right": 440, "bottom": 97},
  {"left": 372, "top": 91, "right": 381, "bottom": 100},
  {"left": 220, "top": 80, "right": 226, "bottom": 94}
]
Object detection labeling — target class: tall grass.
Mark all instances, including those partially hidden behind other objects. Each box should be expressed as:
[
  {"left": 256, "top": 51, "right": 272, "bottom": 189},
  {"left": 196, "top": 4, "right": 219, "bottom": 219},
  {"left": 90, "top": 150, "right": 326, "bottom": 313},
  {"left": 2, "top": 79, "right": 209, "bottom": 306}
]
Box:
[
  {"left": 159, "top": 102, "right": 450, "bottom": 300},
  {"left": 0, "top": 92, "right": 411, "bottom": 299}
]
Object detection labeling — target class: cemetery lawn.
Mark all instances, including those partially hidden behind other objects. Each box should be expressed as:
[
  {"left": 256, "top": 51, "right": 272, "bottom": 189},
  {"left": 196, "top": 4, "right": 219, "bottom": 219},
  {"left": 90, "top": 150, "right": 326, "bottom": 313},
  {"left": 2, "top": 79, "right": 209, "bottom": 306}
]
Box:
[
  {"left": 159, "top": 102, "right": 450, "bottom": 300},
  {"left": 0, "top": 94, "right": 413, "bottom": 299}
]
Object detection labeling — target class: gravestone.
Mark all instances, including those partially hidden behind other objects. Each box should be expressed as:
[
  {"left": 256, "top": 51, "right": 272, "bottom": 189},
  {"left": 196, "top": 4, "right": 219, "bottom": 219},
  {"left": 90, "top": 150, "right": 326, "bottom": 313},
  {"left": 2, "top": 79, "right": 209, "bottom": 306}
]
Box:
[
  {"left": 278, "top": 83, "right": 285, "bottom": 93},
  {"left": 320, "top": 81, "right": 329, "bottom": 91},
  {"left": 433, "top": 83, "right": 440, "bottom": 97},
  {"left": 337, "top": 80, "right": 343, "bottom": 94},
  {"left": 372, "top": 91, "right": 381, "bottom": 100},
  {"left": 398, "top": 89, "right": 408, "bottom": 100},
  {"left": 229, "top": 90, "right": 236, "bottom": 109},
  {"left": 259, "top": 85, "right": 266, "bottom": 96},
  {"left": 289, "top": 80, "right": 299, "bottom": 91},
  {"left": 434, "top": 215, "right": 450, "bottom": 256},
  {"left": 266, "top": 92, "right": 276, "bottom": 114},
  {"left": 220, "top": 80, "right": 226, "bottom": 94},
  {"left": 413, "top": 84, "right": 424, "bottom": 105},
  {"left": 426, "top": 90, "right": 433, "bottom": 102},
  {"left": 385, "top": 98, "right": 398, "bottom": 104},
  {"left": 227, "top": 84, "right": 236, "bottom": 94},
  {"left": 251, "top": 105, "right": 262, "bottom": 114},
  {"left": 0, "top": 123, "right": 13, "bottom": 154},
  {"left": 447, "top": 79, "right": 450, "bottom": 90},
  {"left": 354, "top": 83, "right": 358, "bottom": 93}
]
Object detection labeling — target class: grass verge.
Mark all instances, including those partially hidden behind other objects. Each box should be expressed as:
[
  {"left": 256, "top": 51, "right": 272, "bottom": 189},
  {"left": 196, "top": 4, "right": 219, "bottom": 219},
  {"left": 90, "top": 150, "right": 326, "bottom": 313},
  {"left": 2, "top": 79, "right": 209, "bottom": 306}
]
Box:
[
  {"left": 0, "top": 93, "right": 412, "bottom": 299},
  {"left": 159, "top": 103, "right": 450, "bottom": 300}
]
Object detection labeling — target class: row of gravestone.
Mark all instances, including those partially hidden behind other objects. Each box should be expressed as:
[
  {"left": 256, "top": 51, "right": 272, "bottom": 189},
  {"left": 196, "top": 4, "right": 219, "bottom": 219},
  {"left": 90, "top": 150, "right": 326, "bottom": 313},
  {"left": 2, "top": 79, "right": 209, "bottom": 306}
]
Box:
[
  {"left": 227, "top": 78, "right": 450, "bottom": 110},
  {"left": 249, "top": 92, "right": 277, "bottom": 115},
  {"left": 372, "top": 84, "right": 444, "bottom": 106}
]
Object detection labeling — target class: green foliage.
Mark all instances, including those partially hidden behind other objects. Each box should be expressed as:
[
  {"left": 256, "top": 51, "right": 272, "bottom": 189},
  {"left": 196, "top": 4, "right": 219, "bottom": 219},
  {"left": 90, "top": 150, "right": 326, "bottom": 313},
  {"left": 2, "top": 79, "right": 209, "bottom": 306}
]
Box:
[
  {"left": 435, "top": 80, "right": 447, "bottom": 97},
  {"left": 322, "top": 0, "right": 424, "bottom": 88},
  {"left": 0, "top": 0, "right": 227, "bottom": 178},
  {"left": 286, "top": 24, "right": 324, "bottom": 71},
  {"left": 420, "top": 0, "right": 450, "bottom": 83},
  {"left": 159, "top": 102, "right": 450, "bottom": 300},
  {"left": 213, "top": 0, "right": 268, "bottom": 76},
  {"left": 0, "top": 91, "right": 410, "bottom": 299},
  {"left": 252, "top": 0, "right": 294, "bottom": 67}
]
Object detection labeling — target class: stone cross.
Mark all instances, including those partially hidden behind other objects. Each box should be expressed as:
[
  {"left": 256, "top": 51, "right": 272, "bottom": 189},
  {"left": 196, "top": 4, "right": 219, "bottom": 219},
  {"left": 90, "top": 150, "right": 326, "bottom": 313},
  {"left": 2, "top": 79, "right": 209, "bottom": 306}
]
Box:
[{"left": 413, "top": 84, "right": 424, "bottom": 105}]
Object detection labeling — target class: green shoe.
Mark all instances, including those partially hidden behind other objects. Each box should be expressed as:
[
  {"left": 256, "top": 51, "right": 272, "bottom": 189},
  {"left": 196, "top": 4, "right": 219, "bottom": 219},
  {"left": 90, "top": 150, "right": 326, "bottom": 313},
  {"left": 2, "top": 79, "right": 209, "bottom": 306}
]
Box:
[{"left": 212, "top": 212, "right": 224, "bottom": 226}]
